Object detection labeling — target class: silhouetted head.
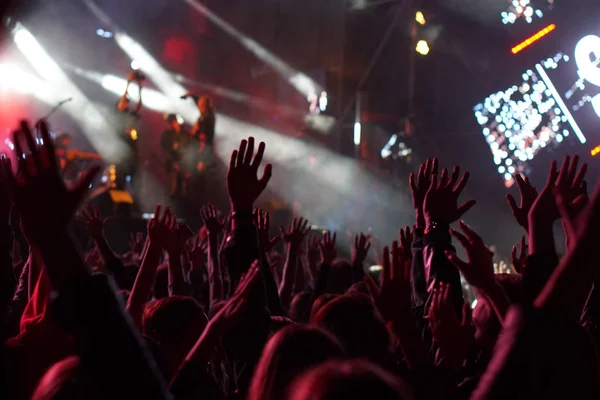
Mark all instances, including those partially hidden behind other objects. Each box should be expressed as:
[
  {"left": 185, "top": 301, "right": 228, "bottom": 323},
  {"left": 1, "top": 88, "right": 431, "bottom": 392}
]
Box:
[
  {"left": 248, "top": 324, "right": 345, "bottom": 400},
  {"left": 310, "top": 294, "right": 339, "bottom": 322},
  {"left": 289, "top": 359, "right": 413, "bottom": 400},
  {"left": 142, "top": 296, "right": 208, "bottom": 377},
  {"left": 326, "top": 260, "right": 353, "bottom": 294},
  {"left": 313, "top": 294, "right": 389, "bottom": 361},
  {"left": 290, "top": 291, "right": 313, "bottom": 323}
]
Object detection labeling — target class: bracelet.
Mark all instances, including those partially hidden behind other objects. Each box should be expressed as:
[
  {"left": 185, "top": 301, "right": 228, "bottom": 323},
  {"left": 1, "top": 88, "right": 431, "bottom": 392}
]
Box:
[{"left": 424, "top": 221, "right": 449, "bottom": 235}]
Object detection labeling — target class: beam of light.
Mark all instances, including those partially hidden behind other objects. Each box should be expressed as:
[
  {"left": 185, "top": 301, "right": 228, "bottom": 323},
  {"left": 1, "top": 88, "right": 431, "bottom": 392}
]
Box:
[
  {"left": 213, "top": 114, "right": 414, "bottom": 241},
  {"left": 535, "top": 63, "right": 586, "bottom": 143},
  {"left": 183, "top": 0, "right": 323, "bottom": 100},
  {"left": 511, "top": 23, "right": 556, "bottom": 54},
  {"left": 12, "top": 23, "right": 128, "bottom": 162},
  {"left": 0, "top": 63, "right": 57, "bottom": 104},
  {"left": 64, "top": 64, "right": 171, "bottom": 112}
]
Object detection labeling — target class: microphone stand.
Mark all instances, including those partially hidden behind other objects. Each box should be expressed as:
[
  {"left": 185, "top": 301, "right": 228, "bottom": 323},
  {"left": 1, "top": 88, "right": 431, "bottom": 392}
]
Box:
[{"left": 35, "top": 97, "right": 73, "bottom": 128}]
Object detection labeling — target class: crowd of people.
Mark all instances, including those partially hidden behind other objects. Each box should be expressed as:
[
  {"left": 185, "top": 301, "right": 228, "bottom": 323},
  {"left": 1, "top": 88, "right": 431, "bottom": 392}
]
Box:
[{"left": 0, "top": 118, "right": 599, "bottom": 400}]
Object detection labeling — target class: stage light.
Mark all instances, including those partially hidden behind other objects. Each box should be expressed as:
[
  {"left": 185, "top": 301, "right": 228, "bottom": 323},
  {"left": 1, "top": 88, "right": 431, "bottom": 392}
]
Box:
[
  {"left": 12, "top": 22, "right": 126, "bottom": 163},
  {"left": 415, "top": 11, "right": 426, "bottom": 25},
  {"left": 96, "top": 28, "right": 113, "bottom": 38},
  {"left": 319, "top": 91, "right": 328, "bottom": 112},
  {"left": 416, "top": 40, "right": 430, "bottom": 55},
  {"left": 130, "top": 60, "right": 141, "bottom": 70},
  {"left": 511, "top": 24, "right": 556, "bottom": 54},
  {"left": 354, "top": 122, "right": 361, "bottom": 146},
  {"left": 592, "top": 144, "right": 600, "bottom": 156}
]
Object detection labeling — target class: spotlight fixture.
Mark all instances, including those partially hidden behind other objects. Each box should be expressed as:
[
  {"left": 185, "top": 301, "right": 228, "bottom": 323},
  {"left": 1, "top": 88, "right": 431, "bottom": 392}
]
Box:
[{"left": 416, "top": 40, "right": 429, "bottom": 55}]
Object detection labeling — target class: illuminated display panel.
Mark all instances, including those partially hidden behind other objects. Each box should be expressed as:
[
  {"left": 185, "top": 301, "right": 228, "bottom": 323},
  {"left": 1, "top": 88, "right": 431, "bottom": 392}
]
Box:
[
  {"left": 501, "top": 0, "right": 554, "bottom": 25},
  {"left": 474, "top": 29, "right": 600, "bottom": 186}
]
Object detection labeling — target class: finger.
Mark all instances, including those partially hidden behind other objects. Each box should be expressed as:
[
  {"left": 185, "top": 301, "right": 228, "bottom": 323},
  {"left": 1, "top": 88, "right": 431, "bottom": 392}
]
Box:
[
  {"left": 515, "top": 174, "right": 526, "bottom": 199},
  {"left": 250, "top": 141, "right": 266, "bottom": 171},
  {"left": 449, "top": 228, "right": 471, "bottom": 252},
  {"left": 572, "top": 163, "right": 588, "bottom": 189},
  {"left": 429, "top": 174, "right": 438, "bottom": 193},
  {"left": 39, "top": 120, "right": 56, "bottom": 169},
  {"left": 431, "top": 158, "right": 439, "bottom": 176},
  {"left": 365, "top": 241, "right": 371, "bottom": 255},
  {"left": 553, "top": 186, "right": 574, "bottom": 234},
  {"left": 456, "top": 200, "right": 477, "bottom": 218},
  {"left": 438, "top": 168, "right": 448, "bottom": 188},
  {"left": 391, "top": 241, "right": 399, "bottom": 280},
  {"left": 258, "top": 163, "right": 272, "bottom": 191},
  {"left": 567, "top": 155, "right": 579, "bottom": 183},
  {"left": 20, "top": 120, "right": 40, "bottom": 170},
  {"left": 72, "top": 165, "right": 101, "bottom": 205},
  {"left": 354, "top": 234, "right": 358, "bottom": 249},
  {"left": 229, "top": 150, "right": 238, "bottom": 169},
  {"left": 453, "top": 171, "right": 470, "bottom": 194},
  {"left": 154, "top": 204, "right": 161, "bottom": 220},
  {"left": 423, "top": 159, "right": 431, "bottom": 178},
  {"left": 417, "top": 162, "right": 425, "bottom": 184},
  {"left": 93, "top": 205, "right": 100, "bottom": 219},
  {"left": 331, "top": 232, "right": 336, "bottom": 247},
  {"left": 555, "top": 155, "right": 570, "bottom": 187},
  {"left": 265, "top": 212, "right": 270, "bottom": 230},
  {"left": 445, "top": 250, "right": 471, "bottom": 275},
  {"left": 244, "top": 137, "right": 255, "bottom": 166},
  {"left": 511, "top": 246, "right": 518, "bottom": 264},
  {"left": 382, "top": 246, "right": 391, "bottom": 283},
  {"left": 81, "top": 208, "right": 91, "bottom": 220},
  {"left": 237, "top": 139, "right": 247, "bottom": 166},
  {"left": 506, "top": 194, "right": 518, "bottom": 215},
  {"left": 280, "top": 226, "right": 286, "bottom": 236},
  {"left": 13, "top": 131, "right": 28, "bottom": 178},
  {"left": 458, "top": 220, "right": 483, "bottom": 244},
  {"left": 547, "top": 160, "right": 558, "bottom": 186},
  {"left": 448, "top": 165, "right": 460, "bottom": 188},
  {"left": 409, "top": 172, "right": 417, "bottom": 193},
  {"left": 520, "top": 235, "right": 527, "bottom": 251}
]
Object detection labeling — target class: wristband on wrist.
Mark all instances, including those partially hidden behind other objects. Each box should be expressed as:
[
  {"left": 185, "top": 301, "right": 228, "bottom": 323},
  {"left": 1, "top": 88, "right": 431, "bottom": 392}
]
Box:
[{"left": 423, "top": 222, "right": 451, "bottom": 247}]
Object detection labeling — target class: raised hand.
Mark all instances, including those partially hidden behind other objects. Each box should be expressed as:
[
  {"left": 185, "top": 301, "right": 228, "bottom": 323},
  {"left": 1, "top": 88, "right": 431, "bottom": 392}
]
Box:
[
  {"left": 147, "top": 205, "right": 174, "bottom": 248},
  {"left": 128, "top": 232, "right": 146, "bottom": 255},
  {"left": 254, "top": 209, "right": 280, "bottom": 252},
  {"left": 8, "top": 120, "right": 100, "bottom": 236},
  {"left": 319, "top": 231, "right": 337, "bottom": 264},
  {"left": 365, "top": 241, "right": 412, "bottom": 322},
  {"left": 352, "top": 233, "right": 371, "bottom": 265},
  {"left": 227, "top": 137, "right": 272, "bottom": 212},
  {"left": 506, "top": 174, "right": 538, "bottom": 232},
  {"left": 189, "top": 234, "right": 208, "bottom": 266},
  {"left": 200, "top": 204, "right": 226, "bottom": 235},
  {"left": 445, "top": 221, "right": 495, "bottom": 291},
  {"left": 399, "top": 226, "right": 413, "bottom": 260},
  {"left": 409, "top": 158, "right": 437, "bottom": 226},
  {"left": 280, "top": 217, "right": 310, "bottom": 247},
  {"left": 511, "top": 235, "right": 528, "bottom": 274},
  {"left": 428, "top": 282, "right": 474, "bottom": 369},
  {"left": 79, "top": 205, "right": 109, "bottom": 239},
  {"left": 423, "top": 165, "right": 476, "bottom": 226},
  {"left": 552, "top": 155, "right": 588, "bottom": 221}
]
